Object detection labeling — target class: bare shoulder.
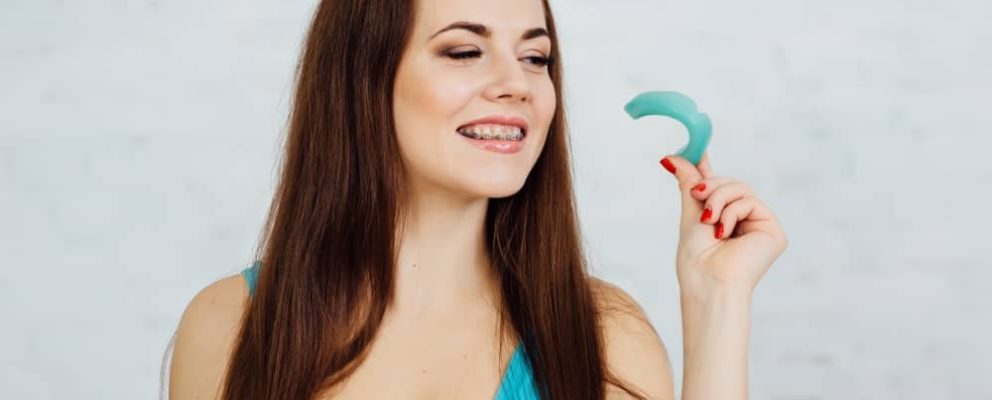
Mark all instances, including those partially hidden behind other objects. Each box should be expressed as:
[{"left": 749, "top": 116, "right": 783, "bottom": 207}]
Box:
[
  {"left": 588, "top": 276, "right": 676, "bottom": 400},
  {"left": 169, "top": 274, "right": 249, "bottom": 400}
]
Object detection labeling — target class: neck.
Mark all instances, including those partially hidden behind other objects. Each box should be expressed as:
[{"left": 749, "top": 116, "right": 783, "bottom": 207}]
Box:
[{"left": 391, "top": 184, "right": 498, "bottom": 320}]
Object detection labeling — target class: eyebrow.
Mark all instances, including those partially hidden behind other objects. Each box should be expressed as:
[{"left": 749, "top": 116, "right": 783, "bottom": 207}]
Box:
[{"left": 429, "top": 21, "right": 549, "bottom": 41}]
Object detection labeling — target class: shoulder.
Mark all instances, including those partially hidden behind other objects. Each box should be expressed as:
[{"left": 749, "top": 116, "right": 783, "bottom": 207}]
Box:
[
  {"left": 588, "top": 276, "right": 676, "bottom": 400},
  {"left": 169, "top": 273, "right": 250, "bottom": 400}
]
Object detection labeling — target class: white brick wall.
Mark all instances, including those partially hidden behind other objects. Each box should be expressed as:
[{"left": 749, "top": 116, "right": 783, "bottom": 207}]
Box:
[{"left": 2, "top": 0, "right": 988, "bottom": 398}]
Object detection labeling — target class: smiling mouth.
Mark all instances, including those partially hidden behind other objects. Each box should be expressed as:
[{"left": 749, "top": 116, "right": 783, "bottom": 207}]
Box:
[{"left": 456, "top": 124, "right": 527, "bottom": 141}]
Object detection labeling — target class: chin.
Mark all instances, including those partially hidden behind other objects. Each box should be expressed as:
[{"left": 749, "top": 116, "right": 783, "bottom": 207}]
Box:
[{"left": 461, "top": 170, "right": 531, "bottom": 199}]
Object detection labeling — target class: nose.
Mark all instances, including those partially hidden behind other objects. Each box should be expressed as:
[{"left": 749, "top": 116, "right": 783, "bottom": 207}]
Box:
[{"left": 482, "top": 51, "right": 532, "bottom": 103}]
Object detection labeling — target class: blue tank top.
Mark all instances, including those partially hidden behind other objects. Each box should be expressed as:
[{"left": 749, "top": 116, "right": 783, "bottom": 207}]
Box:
[{"left": 240, "top": 261, "right": 539, "bottom": 399}]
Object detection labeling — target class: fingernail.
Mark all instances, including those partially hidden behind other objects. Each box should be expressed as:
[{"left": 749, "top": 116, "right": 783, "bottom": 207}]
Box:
[
  {"left": 715, "top": 222, "right": 724, "bottom": 239},
  {"left": 700, "top": 207, "right": 712, "bottom": 223},
  {"left": 692, "top": 183, "right": 706, "bottom": 192},
  {"left": 660, "top": 157, "right": 676, "bottom": 175}
]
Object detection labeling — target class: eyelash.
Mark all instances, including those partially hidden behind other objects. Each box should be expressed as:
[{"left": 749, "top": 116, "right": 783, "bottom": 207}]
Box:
[{"left": 445, "top": 50, "right": 555, "bottom": 68}]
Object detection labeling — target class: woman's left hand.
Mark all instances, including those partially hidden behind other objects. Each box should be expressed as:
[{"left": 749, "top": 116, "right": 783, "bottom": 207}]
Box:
[{"left": 660, "top": 152, "right": 789, "bottom": 298}]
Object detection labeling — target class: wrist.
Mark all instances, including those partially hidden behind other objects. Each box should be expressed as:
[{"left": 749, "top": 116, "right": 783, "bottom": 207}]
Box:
[
  {"left": 680, "top": 283, "right": 754, "bottom": 308},
  {"left": 679, "top": 284, "right": 753, "bottom": 365}
]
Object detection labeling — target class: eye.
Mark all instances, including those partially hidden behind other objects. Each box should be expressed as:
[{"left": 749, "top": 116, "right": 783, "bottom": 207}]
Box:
[
  {"left": 444, "top": 49, "right": 482, "bottom": 60},
  {"left": 442, "top": 48, "right": 555, "bottom": 70},
  {"left": 523, "top": 55, "right": 554, "bottom": 68}
]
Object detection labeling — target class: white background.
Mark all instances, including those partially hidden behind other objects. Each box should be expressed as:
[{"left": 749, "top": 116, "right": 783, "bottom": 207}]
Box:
[{"left": 2, "top": 0, "right": 990, "bottom": 398}]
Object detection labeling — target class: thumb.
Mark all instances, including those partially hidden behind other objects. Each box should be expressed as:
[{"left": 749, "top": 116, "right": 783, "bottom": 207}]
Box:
[{"left": 660, "top": 154, "right": 706, "bottom": 224}]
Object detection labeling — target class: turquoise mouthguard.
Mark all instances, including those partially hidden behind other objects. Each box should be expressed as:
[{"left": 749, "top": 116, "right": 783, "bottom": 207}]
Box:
[{"left": 623, "top": 91, "right": 712, "bottom": 166}]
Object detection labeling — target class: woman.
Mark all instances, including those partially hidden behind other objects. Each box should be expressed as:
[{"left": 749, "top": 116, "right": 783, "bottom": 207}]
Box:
[{"left": 167, "top": 0, "right": 788, "bottom": 398}]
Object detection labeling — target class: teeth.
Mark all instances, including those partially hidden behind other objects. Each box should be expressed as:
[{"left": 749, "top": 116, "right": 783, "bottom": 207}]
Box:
[{"left": 457, "top": 124, "right": 524, "bottom": 141}]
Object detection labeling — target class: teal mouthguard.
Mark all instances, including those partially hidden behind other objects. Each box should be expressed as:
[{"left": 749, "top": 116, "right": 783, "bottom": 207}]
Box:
[{"left": 623, "top": 91, "right": 712, "bottom": 166}]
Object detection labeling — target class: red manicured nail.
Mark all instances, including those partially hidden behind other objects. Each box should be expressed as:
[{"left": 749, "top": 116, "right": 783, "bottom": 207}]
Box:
[
  {"left": 715, "top": 222, "right": 724, "bottom": 239},
  {"left": 692, "top": 183, "right": 706, "bottom": 192},
  {"left": 700, "top": 207, "right": 712, "bottom": 223},
  {"left": 660, "top": 157, "right": 676, "bottom": 174}
]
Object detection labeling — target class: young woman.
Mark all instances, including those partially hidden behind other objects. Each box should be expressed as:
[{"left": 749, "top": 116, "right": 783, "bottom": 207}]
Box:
[{"left": 166, "top": 0, "right": 788, "bottom": 398}]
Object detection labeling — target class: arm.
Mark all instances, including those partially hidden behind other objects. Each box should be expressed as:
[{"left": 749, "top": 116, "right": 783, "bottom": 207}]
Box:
[
  {"left": 593, "top": 277, "right": 754, "bottom": 400},
  {"left": 660, "top": 152, "right": 788, "bottom": 400},
  {"left": 169, "top": 275, "right": 248, "bottom": 400},
  {"left": 591, "top": 278, "right": 677, "bottom": 400},
  {"left": 680, "top": 288, "right": 752, "bottom": 400}
]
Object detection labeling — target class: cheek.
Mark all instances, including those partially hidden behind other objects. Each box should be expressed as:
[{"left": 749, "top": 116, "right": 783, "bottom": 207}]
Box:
[
  {"left": 429, "top": 78, "right": 477, "bottom": 117},
  {"left": 395, "top": 68, "right": 473, "bottom": 138},
  {"left": 392, "top": 66, "right": 478, "bottom": 172},
  {"left": 534, "top": 79, "right": 557, "bottom": 130},
  {"left": 413, "top": 65, "right": 479, "bottom": 116}
]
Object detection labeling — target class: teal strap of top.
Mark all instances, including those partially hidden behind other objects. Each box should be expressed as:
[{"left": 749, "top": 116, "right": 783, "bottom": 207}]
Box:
[
  {"left": 241, "top": 261, "right": 262, "bottom": 299},
  {"left": 238, "top": 261, "right": 539, "bottom": 399},
  {"left": 494, "top": 344, "right": 540, "bottom": 400}
]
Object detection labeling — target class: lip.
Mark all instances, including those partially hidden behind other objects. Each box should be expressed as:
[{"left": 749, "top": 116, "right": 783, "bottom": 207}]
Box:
[
  {"left": 458, "top": 134, "right": 525, "bottom": 154},
  {"left": 457, "top": 115, "right": 529, "bottom": 134}
]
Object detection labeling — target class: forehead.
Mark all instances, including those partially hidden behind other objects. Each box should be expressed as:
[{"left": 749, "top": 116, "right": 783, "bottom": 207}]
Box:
[{"left": 413, "top": 0, "right": 547, "bottom": 37}]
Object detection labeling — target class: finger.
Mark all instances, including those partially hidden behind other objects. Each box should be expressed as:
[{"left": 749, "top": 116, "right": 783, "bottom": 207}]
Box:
[
  {"left": 699, "top": 181, "right": 754, "bottom": 226},
  {"left": 733, "top": 200, "right": 783, "bottom": 238},
  {"left": 661, "top": 154, "right": 707, "bottom": 224},
  {"left": 688, "top": 176, "right": 735, "bottom": 203},
  {"left": 661, "top": 154, "right": 705, "bottom": 194},
  {"left": 697, "top": 151, "right": 714, "bottom": 178},
  {"left": 715, "top": 197, "right": 760, "bottom": 239}
]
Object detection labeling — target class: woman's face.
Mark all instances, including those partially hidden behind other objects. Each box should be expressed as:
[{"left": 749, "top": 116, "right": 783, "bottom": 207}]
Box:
[{"left": 393, "top": 0, "right": 556, "bottom": 200}]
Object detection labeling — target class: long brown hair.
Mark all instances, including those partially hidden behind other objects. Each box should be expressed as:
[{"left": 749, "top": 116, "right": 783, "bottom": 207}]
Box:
[{"left": 220, "top": 0, "right": 648, "bottom": 398}]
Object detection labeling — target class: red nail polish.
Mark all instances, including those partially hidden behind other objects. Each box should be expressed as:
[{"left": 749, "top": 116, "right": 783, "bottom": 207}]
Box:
[
  {"left": 715, "top": 222, "right": 724, "bottom": 239},
  {"left": 660, "top": 158, "right": 676, "bottom": 174},
  {"left": 700, "top": 207, "right": 712, "bottom": 223},
  {"left": 692, "top": 183, "right": 706, "bottom": 192}
]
